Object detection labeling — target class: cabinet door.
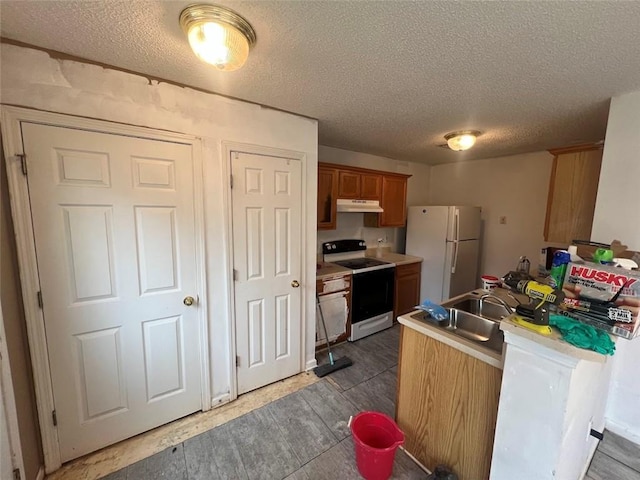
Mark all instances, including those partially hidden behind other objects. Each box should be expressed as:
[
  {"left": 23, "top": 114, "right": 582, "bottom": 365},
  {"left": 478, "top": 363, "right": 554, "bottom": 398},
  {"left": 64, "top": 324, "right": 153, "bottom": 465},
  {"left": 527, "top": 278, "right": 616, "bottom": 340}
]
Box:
[
  {"left": 380, "top": 175, "right": 408, "bottom": 227},
  {"left": 338, "top": 171, "right": 361, "bottom": 198},
  {"left": 545, "top": 147, "right": 602, "bottom": 243},
  {"left": 360, "top": 174, "right": 382, "bottom": 200},
  {"left": 394, "top": 262, "right": 422, "bottom": 318},
  {"left": 318, "top": 167, "right": 338, "bottom": 229}
]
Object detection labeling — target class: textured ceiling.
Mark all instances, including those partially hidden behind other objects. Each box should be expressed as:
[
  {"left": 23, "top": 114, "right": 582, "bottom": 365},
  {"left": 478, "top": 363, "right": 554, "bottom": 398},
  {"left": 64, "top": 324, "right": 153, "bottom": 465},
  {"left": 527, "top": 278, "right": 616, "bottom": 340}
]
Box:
[{"left": 2, "top": 1, "right": 640, "bottom": 164}]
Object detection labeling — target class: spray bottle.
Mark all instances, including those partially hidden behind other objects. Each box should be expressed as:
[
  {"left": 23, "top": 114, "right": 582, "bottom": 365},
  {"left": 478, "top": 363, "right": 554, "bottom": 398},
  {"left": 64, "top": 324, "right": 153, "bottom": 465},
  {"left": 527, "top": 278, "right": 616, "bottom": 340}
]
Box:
[{"left": 549, "top": 250, "right": 570, "bottom": 289}]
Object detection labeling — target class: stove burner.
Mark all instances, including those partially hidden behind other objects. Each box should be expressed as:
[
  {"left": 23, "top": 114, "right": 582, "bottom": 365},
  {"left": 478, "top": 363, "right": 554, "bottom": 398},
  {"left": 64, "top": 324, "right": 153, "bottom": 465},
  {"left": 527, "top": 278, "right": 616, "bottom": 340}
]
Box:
[{"left": 333, "top": 258, "right": 390, "bottom": 270}]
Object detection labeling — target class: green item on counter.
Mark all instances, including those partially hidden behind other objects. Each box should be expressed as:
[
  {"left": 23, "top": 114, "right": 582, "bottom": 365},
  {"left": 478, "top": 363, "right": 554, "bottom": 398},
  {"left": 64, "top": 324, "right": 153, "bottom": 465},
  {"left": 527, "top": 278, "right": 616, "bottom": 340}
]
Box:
[{"left": 549, "top": 314, "right": 615, "bottom": 355}]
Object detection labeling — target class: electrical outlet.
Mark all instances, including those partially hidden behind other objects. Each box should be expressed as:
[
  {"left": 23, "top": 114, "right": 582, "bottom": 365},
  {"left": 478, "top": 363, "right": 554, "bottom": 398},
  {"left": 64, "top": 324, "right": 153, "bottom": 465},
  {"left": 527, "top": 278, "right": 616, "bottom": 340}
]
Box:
[{"left": 499, "top": 216, "right": 507, "bottom": 225}]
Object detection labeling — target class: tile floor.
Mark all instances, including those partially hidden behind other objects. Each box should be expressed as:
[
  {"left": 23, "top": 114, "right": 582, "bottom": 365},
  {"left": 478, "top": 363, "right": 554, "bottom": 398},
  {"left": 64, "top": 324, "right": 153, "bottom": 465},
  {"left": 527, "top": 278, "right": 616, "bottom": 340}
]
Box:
[
  {"left": 99, "top": 325, "right": 426, "bottom": 479},
  {"left": 52, "top": 323, "right": 640, "bottom": 480},
  {"left": 586, "top": 429, "right": 640, "bottom": 480}
]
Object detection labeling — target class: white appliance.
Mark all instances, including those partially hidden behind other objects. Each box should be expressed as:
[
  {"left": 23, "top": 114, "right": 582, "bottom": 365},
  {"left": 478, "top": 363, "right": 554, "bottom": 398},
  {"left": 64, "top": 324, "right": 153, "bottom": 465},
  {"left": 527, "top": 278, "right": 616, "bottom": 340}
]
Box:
[
  {"left": 336, "top": 199, "right": 384, "bottom": 213},
  {"left": 405, "top": 206, "right": 482, "bottom": 303},
  {"left": 323, "top": 240, "right": 395, "bottom": 341}
]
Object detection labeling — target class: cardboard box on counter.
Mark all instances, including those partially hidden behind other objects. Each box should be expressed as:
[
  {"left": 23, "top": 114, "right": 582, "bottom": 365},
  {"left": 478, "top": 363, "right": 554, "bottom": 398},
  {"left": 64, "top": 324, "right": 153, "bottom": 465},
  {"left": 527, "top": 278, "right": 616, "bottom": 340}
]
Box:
[{"left": 562, "top": 261, "right": 640, "bottom": 339}]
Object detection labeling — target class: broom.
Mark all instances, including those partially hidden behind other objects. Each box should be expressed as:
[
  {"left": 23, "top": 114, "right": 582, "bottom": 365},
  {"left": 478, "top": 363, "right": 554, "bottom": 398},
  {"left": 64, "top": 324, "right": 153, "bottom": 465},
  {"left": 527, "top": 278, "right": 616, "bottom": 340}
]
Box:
[{"left": 314, "top": 294, "right": 353, "bottom": 377}]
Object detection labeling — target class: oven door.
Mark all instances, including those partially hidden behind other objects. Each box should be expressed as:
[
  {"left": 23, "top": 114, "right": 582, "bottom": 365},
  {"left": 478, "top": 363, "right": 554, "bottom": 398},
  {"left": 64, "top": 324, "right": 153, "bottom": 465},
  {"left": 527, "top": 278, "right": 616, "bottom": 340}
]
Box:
[{"left": 351, "top": 267, "right": 395, "bottom": 323}]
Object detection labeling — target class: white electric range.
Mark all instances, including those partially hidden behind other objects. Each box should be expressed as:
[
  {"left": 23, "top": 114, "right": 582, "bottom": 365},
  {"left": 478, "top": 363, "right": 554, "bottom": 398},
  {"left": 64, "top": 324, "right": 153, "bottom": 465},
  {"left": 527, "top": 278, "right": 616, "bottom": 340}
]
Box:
[{"left": 323, "top": 240, "right": 395, "bottom": 341}]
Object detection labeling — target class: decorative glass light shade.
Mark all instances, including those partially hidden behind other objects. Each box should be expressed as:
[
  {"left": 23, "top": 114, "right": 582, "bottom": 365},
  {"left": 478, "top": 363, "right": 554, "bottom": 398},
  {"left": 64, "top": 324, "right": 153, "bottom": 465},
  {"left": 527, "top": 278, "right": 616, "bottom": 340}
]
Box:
[
  {"left": 444, "top": 131, "right": 481, "bottom": 151},
  {"left": 180, "top": 4, "right": 256, "bottom": 72}
]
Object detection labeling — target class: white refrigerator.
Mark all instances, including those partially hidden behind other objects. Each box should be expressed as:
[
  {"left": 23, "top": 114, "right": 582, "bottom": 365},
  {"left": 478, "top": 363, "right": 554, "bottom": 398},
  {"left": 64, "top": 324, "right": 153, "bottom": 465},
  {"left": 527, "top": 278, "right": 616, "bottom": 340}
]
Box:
[{"left": 406, "top": 206, "right": 482, "bottom": 303}]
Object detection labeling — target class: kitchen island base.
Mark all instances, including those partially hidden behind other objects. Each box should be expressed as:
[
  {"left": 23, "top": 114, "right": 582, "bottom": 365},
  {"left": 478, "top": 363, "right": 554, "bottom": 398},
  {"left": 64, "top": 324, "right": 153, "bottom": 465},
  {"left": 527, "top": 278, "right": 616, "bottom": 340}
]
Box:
[{"left": 396, "top": 324, "right": 502, "bottom": 480}]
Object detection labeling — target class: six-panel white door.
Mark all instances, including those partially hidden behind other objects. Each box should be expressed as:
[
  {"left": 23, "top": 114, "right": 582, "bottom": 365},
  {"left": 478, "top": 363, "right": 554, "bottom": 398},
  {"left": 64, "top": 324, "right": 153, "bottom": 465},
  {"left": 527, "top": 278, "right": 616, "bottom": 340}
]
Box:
[
  {"left": 21, "top": 123, "right": 202, "bottom": 461},
  {"left": 232, "top": 152, "right": 303, "bottom": 394}
]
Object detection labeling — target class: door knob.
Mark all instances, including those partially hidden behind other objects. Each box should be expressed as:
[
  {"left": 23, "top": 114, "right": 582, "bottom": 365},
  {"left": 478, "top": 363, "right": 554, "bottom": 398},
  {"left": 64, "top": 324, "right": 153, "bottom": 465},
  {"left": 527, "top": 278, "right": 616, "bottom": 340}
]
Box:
[
  {"left": 183, "top": 296, "right": 195, "bottom": 306},
  {"left": 291, "top": 280, "right": 300, "bottom": 288}
]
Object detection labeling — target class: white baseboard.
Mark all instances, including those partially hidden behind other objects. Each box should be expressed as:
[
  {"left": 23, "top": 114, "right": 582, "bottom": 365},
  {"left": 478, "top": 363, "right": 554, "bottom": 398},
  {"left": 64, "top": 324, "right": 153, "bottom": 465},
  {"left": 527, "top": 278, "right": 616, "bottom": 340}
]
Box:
[
  {"left": 36, "top": 466, "right": 45, "bottom": 480},
  {"left": 210, "top": 392, "right": 231, "bottom": 408},
  {"left": 305, "top": 359, "right": 317, "bottom": 371},
  {"left": 605, "top": 419, "right": 640, "bottom": 445}
]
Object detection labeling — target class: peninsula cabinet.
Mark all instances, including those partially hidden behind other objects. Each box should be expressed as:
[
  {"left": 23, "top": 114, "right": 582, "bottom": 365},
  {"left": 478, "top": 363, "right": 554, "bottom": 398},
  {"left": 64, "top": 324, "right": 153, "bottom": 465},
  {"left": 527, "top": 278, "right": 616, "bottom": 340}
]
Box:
[
  {"left": 544, "top": 144, "right": 603, "bottom": 244},
  {"left": 396, "top": 326, "right": 502, "bottom": 480}
]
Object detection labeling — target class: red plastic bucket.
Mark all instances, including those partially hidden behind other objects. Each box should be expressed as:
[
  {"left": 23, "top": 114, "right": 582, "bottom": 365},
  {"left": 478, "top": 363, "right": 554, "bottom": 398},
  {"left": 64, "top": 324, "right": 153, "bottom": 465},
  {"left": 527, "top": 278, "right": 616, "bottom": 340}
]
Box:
[{"left": 350, "top": 411, "right": 405, "bottom": 480}]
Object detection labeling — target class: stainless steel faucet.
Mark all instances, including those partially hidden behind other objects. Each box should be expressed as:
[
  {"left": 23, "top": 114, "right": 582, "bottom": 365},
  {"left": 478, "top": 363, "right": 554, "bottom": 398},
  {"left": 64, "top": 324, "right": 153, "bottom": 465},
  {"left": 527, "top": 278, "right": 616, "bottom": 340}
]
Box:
[{"left": 479, "top": 293, "right": 514, "bottom": 313}]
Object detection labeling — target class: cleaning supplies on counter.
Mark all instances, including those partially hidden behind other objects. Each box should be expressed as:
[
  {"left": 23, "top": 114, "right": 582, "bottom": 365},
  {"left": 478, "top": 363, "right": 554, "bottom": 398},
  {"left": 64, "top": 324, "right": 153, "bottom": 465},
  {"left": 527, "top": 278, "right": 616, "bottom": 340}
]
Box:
[
  {"left": 567, "top": 245, "right": 583, "bottom": 263},
  {"left": 549, "top": 250, "right": 571, "bottom": 288},
  {"left": 561, "top": 262, "right": 640, "bottom": 339},
  {"left": 549, "top": 314, "right": 616, "bottom": 355},
  {"left": 592, "top": 247, "right": 614, "bottom": 264},
  {"left": 415, "top": 299, "right": 449, "bottom": 322},
  {"left": 481, "top": 275, "right": 500, "bottom": 290},
  {"left": 516, "top": 256, "right": 531, "bottom": 275}
]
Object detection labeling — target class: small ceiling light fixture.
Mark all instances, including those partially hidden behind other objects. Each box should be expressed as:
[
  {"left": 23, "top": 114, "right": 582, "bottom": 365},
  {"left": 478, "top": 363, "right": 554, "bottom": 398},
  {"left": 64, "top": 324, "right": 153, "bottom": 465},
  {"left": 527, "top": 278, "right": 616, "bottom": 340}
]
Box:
[
  {"left": 444, "top": 130, "right": 481, "bottom": 151},
  {"left": 180, "top": 4, "right": 257, "bottom": 71}
]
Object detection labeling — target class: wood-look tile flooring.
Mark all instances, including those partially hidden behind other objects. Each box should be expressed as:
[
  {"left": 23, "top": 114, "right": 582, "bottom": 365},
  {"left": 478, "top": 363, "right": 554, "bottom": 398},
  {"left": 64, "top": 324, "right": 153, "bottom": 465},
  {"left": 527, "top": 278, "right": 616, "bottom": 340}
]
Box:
[
  {"left": 59, "top": 325, "right": 425, "bottom": 480},
  {"left": 586, "top": 429, "right": 640, "bottom": 480},
  {"left": 48, "top": 323, "right": 640, "bottom": 480}
]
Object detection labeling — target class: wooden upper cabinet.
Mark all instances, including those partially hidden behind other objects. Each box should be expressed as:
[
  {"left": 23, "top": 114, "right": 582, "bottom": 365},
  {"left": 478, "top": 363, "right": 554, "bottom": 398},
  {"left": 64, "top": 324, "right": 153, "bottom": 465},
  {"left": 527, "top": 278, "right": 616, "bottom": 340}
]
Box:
[
  {"left": 365, "top": 174, "right": 410, "bottom": 227},
  {"left": 360, "top": 173, "right": 382, "bottom": 199},
  {"left": 318, "top": 162, "right": 410, "bottom": 229},
  {"left": 337, "top": 171, "right": 361, "bottom": 198},
  {"left": 337, "top": 171, "right": 381, "bottom": 199},
  {"left": 544, "top": 145, "right": 603, "bottom": 244},
  {"left": 318, "top": 167, "right": 338, "bottom": 229}
]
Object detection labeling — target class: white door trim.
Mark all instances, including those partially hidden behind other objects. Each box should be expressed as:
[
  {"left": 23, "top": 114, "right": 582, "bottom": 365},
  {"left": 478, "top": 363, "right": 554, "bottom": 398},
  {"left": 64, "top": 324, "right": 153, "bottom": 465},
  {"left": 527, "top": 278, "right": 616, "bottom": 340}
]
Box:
[
  {"left": 0, "top": 304, "right": 25, "bottom": 478},
  {"left": 0, "top": 105, "right": 210, "bottom": 472},
  {"left": 220, "top": 141, "right": 308, "bottom": 401}
]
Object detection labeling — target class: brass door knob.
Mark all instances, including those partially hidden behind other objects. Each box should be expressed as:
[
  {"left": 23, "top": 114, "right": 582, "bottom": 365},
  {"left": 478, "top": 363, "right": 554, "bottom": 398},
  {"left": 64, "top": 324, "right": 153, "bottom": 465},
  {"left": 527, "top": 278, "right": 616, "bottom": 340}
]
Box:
[
  {"left": 183, "top": 296, "right": 195, "bottom": 306},
  {"left": 291, "top": 280, "right": 300, "bottom": 288}
]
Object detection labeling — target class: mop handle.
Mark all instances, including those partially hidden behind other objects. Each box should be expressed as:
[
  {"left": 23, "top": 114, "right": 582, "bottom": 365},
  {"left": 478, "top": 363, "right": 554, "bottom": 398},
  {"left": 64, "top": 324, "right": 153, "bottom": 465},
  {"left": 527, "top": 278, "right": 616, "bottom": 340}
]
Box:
[{"left": 316, "top": 295, "right": 335, "bottom": 365}]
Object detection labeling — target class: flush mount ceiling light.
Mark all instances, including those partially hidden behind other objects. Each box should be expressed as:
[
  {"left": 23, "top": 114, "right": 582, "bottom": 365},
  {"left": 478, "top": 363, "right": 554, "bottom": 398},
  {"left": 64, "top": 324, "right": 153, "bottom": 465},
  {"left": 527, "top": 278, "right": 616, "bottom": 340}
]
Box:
[
  {"left": 444, "top": 131, "right": 481, "bottom": 151},
  {"left": 179, "top": 4, "right": 256, "bottom": 71}
]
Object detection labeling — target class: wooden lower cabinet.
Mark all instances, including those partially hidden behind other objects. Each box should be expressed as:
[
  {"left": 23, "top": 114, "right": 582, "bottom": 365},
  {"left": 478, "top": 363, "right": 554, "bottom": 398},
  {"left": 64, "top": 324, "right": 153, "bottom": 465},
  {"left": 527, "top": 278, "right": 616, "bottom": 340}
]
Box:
[
  {"left": 394, "top": 261, "right": 421, "bottom": 319},
  {"left": 396, "top": 326, "right": 502, "bottom": 480}
]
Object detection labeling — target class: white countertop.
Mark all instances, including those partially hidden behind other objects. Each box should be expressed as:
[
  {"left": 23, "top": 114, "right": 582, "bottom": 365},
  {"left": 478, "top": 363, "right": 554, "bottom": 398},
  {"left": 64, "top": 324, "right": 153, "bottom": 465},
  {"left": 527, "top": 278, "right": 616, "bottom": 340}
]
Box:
[
  {"left": 315, "top": 262, "right": 351, "bottom": 281},
  {"left": 398, "top": 286, "right": 612, "bottom": 369},
  {"left": 372, "top": 251, "right": 423, "bottom": 266},
  {"left": 500, "top": 314, "right": 609, "bottom": 363}
]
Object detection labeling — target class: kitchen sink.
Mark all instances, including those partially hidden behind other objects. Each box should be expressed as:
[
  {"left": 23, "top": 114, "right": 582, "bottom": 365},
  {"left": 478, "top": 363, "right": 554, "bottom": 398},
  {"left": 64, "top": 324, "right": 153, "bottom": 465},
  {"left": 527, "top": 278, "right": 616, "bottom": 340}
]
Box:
[
  {"left": 444, "top": 297, "right": 512, "bottom": 321},
  {"left": 411, "top": 293, "right": 510, "bottom": 353}
]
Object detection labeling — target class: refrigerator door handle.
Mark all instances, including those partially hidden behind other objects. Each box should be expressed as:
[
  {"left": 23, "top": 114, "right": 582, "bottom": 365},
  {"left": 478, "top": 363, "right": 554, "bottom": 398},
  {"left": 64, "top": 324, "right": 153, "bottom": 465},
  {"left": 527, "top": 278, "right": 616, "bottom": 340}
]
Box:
[
  {"left": 451, "top": 209, "right": 460, "bottom": 273},
  {"left": 451, "top": 240, "right": 459, "bottom": 273}
]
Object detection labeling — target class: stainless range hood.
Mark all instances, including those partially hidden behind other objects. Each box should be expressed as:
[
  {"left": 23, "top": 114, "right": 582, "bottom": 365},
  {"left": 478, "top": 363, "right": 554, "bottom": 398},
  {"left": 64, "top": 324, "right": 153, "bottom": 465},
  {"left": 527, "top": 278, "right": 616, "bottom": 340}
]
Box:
[{"left": 336, "top": 199, "right": 384, "bottom": 213}]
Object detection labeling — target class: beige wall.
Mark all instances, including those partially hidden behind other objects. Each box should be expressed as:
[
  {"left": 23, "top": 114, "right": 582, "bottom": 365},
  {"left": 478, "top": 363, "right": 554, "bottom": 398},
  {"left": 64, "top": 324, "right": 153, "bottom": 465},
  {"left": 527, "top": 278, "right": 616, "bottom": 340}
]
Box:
[
  {"left": 317, "top": 145, "right": 431, "bottom": 254},
  {"left": 593, "top": 90, "right": 640, "bottom": 443},
  {"left": 1, "top": 153, "right": 43, "bottom": 480},
  {"left": 429, "top": 151, "right": 554, "bottom": 279}
]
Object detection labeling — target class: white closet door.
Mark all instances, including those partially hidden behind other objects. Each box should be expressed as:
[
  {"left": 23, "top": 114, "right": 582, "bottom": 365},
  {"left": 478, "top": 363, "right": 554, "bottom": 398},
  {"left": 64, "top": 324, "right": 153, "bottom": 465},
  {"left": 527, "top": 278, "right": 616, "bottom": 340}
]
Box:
[{"left": 22, "top": 123, "right": 202, "bottom": 461}]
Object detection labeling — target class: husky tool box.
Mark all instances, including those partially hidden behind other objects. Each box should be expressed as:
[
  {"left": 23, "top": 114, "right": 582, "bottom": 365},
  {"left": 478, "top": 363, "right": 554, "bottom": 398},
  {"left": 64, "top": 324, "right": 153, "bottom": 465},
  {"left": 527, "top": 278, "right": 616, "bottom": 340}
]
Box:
[{"left": 562, "top": 262, "right": 640, "bottom": 339}]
